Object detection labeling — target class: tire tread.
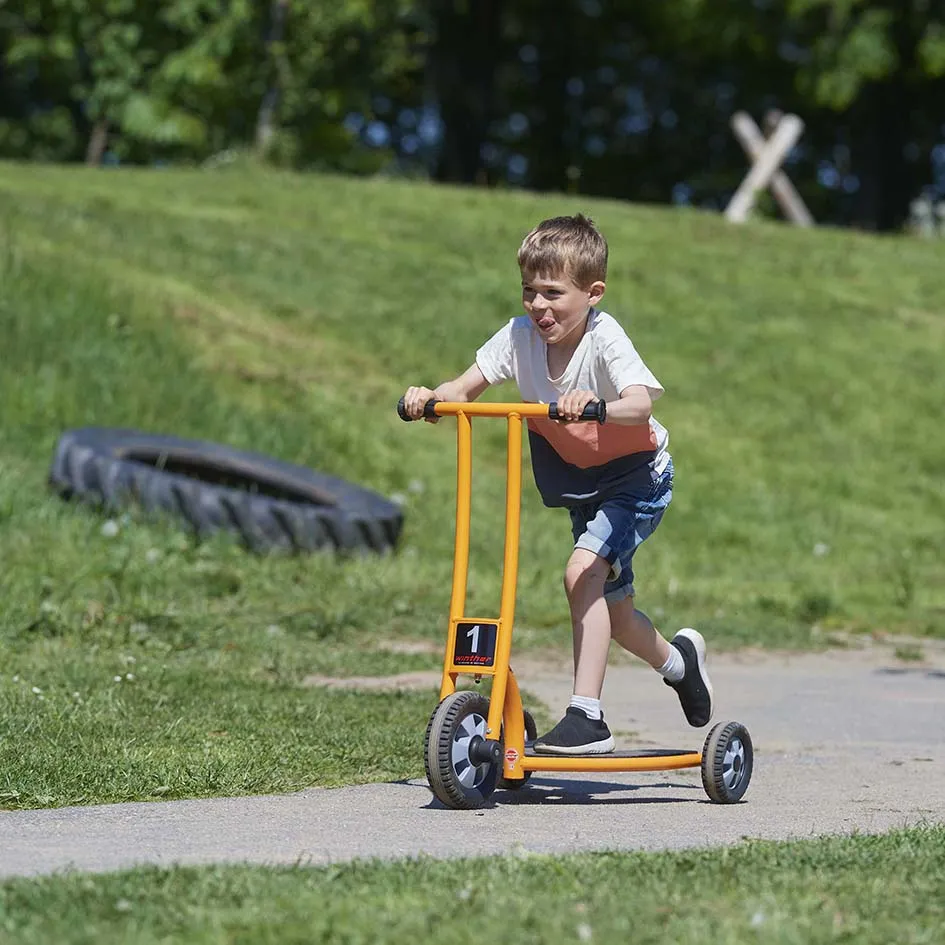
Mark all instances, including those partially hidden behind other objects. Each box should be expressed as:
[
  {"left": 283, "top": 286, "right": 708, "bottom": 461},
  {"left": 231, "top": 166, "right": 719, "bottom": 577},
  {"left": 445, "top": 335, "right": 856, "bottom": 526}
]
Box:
[
  {"left": 49, "top": 427, "right": 402, "bottom": 554},
  {"left": 425, "top": 691, "right": 497, "bottom": 810},
  {"left": 701, "top": 720, "right": 753, "bottom": 804}
]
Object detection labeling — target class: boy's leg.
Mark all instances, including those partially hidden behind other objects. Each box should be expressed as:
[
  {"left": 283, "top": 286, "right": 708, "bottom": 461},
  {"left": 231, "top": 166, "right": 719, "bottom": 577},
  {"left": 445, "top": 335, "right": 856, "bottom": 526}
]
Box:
[
  {"left": 609, "top": 595, "right": 714, "bottom": 727},
  {"left": 607, "top": 596, "right": 673, "bottom": 669},
  {"left": 533, "top": 547, "right": 616, "bottom": 755},
  {"left": 568, "top": 549, "right": 615, "bottom": 698}
]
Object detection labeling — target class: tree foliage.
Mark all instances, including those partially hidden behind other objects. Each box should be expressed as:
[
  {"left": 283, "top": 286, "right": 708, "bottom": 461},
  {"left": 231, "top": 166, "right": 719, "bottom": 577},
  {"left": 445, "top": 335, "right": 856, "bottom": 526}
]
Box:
[
  {"left": 0, "top": 0, "right": 423, "bottom": 168},
  {"left": 786, "top": 0, "right": 945, "bottom": 106},
  {"left": 1, "top": 0, "right": 942, "bottom": 229},
  {"left": 1, "top": 1, "right": 250, "bottom": 162},
  {"left": 425, "top": 0, "right": 944, "bottom": 229}
]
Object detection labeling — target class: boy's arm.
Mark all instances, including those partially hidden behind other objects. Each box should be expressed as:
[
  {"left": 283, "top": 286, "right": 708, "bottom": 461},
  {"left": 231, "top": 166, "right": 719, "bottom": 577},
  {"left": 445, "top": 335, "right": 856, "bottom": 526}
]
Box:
[
  {"left": 607, "top": 384, "right": 654, "bottom": 425},
  {"left": 595, "top": 331, "right": 663, "bottom": 424},
  {"left": 434, "top": 364, "right": 491, "bottom": 403},
  {"left": 554, "top": 384, "right": 653, "bottom": 425},
  {"left": 402, "top": 364, "right": 490, "bottom": 421}
]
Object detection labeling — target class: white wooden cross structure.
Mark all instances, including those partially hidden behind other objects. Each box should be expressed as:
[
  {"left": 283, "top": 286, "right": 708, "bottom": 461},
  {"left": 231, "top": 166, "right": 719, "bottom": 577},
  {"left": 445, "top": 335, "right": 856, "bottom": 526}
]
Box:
[{"left": 725, "top": 110, "right": 814, "bottom": 226}]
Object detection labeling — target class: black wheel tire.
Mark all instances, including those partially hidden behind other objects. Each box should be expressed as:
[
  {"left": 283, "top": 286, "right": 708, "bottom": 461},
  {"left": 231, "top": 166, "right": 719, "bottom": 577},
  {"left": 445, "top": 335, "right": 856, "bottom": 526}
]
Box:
[
  {"left": 701, "top": 721, "right": 753, "bottom": 804},
  {"left": 48, "top": 427, "right": 403, "bottom": 554},
  {"left": 424, "top": 691, "right": 498, "bottom": 810},
  {"left": 497, "top": 708, "right": 538, "bottom": 791}
]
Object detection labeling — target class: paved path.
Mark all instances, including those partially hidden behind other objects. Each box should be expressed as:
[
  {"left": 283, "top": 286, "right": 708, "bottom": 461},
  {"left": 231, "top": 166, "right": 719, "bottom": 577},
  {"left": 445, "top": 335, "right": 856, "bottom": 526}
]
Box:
[{"left": 3, "top": 642, "right": 945, "bottom": 878}]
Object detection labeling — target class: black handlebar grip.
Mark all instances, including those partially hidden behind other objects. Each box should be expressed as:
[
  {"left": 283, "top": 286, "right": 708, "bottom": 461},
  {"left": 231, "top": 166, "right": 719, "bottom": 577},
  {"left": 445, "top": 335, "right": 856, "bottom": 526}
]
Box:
[
  {"left": 397, "top": 397, "right": 440, "bottom": 421},
  {"left": 548, "top": 400, "right": 606, "bottom": 424}
]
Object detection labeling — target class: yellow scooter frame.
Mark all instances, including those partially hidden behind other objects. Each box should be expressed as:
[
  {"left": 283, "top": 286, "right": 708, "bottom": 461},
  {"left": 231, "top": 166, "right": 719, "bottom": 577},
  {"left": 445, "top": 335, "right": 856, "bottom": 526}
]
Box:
[{"left": 399, "top": 399, "right": 753, "bottom": 809}]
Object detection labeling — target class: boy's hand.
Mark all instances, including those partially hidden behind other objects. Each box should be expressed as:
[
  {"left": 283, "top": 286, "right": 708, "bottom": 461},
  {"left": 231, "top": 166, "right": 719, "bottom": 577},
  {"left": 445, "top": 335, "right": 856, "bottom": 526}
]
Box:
[
  {"left": 555, "top": 390, "right": 600, "bottom": 422},
  {"left": 403, "top": 386, "right": 440, "bottom": 423}
]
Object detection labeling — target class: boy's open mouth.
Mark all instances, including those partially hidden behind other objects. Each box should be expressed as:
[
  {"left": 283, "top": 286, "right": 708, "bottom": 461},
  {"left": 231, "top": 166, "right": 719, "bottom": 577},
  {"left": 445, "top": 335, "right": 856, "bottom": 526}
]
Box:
[{"left": 536, "top": 315, "right": 555, "bottom": 331}]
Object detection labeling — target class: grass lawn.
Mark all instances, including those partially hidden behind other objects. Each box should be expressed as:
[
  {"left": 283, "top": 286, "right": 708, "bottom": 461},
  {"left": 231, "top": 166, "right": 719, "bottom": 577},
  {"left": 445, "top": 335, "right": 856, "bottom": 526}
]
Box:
[
  {"left": 0, "top": 161, "right": 943, "bottom": 808},
  {"left": 1, "top": 826, "right": 943, "bottom": 943}
]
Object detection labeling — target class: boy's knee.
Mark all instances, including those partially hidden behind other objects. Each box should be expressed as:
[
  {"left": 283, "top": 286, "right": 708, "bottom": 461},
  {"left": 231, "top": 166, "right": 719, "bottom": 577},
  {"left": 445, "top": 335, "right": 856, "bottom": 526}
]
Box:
[{"left": 564, "top": 549, "right": 610, "bottom": 596}]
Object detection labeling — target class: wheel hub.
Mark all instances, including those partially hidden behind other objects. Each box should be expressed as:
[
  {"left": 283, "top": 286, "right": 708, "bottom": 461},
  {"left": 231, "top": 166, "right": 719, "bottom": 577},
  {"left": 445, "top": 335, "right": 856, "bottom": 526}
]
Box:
[
  {"left": 451, "top": 712, "right": 491, "bottom": 788},
  {"left": 722, "top": 737, "right": 746, "bottom": 789}
]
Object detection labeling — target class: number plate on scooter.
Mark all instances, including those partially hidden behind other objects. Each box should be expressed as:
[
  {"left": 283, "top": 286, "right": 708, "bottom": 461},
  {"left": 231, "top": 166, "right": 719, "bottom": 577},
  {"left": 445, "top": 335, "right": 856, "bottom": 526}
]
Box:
[{"left": 453, "top": 621, "right": 498, "bottom": 667}]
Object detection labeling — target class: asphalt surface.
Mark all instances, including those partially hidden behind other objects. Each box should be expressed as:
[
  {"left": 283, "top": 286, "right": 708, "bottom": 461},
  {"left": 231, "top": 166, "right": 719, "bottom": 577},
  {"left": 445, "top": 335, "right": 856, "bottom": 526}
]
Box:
[{"left": 4, "top": 642, "right": 944, "bottom": 878}]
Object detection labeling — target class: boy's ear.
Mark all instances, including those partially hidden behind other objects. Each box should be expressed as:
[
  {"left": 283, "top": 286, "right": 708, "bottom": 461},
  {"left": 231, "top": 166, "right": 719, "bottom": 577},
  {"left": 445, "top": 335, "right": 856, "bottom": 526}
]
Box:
[{"left": 587, "top": 280, "right": 606, "bottom": 305}]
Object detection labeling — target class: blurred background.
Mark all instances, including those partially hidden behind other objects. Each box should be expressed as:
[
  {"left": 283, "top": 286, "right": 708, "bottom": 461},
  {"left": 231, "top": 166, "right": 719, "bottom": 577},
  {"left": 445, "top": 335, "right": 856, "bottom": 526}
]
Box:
[{"left": 2, "top": 0, "right": 944, "bottom": 233}]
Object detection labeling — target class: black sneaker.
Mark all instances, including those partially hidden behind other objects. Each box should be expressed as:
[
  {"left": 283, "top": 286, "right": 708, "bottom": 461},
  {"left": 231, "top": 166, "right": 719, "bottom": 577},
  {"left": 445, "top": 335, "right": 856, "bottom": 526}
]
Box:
[
  {"left": 532, "top": 707, "right": 616, "bottom": 755},
  {"left": 664, "top": 628, "right": 714, "bottom": 727}
]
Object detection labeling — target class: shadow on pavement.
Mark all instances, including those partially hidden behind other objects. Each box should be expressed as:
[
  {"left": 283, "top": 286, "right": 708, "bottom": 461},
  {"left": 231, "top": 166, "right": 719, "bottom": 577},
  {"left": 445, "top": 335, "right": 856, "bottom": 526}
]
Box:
[
  {"left": 495, "top": 776, "right": 701, "bottom": 806},
  {"left": 874, "top": 668, "right": 945, "bottom": 679},
  {"left": 416, "top": 775, "right": 702, "bottom": 810}
]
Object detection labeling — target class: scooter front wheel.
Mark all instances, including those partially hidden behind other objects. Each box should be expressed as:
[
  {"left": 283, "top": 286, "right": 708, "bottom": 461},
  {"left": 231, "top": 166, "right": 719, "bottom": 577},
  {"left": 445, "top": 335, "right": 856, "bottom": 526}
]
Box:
[{"left": 424, "top": 691, "right": 499, "bottom": 809}]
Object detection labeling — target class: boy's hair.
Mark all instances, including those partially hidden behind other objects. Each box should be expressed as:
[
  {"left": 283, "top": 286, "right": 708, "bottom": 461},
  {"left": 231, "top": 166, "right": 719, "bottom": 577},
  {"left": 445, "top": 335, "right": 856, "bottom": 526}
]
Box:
[{"left": 517, "top": 213, "right": 608, "bottom": 288}]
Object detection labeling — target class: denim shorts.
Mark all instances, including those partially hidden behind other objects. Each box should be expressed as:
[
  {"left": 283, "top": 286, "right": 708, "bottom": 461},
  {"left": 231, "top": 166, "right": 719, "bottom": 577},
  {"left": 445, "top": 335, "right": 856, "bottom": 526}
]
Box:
[{"left": 568, "top": 460, "right": 674, "bottom": 603}]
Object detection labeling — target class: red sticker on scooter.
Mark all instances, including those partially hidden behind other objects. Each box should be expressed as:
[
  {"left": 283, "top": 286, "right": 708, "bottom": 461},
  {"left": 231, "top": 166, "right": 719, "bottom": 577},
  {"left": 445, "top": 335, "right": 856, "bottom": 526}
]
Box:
[{"left": 505, "top": 748, "right": 519, "bottom": 765}]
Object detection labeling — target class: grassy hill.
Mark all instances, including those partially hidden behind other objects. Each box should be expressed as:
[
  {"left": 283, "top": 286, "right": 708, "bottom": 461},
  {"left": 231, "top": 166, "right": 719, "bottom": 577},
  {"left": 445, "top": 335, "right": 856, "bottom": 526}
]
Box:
[{"left": 0, "top": 161, "right": 942, "bottom": 806}]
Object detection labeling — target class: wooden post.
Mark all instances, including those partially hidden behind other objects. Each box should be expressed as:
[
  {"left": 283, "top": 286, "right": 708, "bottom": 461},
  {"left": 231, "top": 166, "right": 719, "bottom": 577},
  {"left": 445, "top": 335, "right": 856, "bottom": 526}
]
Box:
[{"left": 726, "top": 111, "right": 813, "bottom": 226}]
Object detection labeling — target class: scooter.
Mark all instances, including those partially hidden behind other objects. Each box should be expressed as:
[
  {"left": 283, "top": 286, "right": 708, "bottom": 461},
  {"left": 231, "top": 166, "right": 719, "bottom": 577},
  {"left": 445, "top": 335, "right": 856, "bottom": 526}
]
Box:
[{"left": 398, "top": 397, "right": 753, "bottom": 810}]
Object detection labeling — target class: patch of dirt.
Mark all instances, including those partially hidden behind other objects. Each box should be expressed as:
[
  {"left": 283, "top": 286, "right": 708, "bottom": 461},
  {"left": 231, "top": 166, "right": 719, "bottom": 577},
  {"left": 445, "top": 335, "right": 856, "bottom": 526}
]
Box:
[
  {"left": 302, "top": 635, "right": 945, "bottom": 694},
  {"left": 376, "top": 639, "right": 440, "bottom": 655},
  {"left": 300, "top": 641, "right": 443, "bottom": 690},
  {"left": 302, "top": 671, "right": 441, "bottom": 691}
]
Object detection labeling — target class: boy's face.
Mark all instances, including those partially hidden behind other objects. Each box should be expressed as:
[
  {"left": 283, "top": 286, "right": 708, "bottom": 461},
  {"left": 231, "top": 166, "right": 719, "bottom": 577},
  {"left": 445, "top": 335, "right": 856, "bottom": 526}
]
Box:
[{"left": 521, "top": 271, "right": 605, "bottom": 347}]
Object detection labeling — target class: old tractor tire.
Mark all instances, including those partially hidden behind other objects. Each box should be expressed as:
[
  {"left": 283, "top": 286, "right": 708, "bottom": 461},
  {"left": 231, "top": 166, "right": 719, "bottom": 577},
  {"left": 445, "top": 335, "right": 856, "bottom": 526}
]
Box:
[{"left": 49, "top": 427, "right": 403, "bottom": 554}]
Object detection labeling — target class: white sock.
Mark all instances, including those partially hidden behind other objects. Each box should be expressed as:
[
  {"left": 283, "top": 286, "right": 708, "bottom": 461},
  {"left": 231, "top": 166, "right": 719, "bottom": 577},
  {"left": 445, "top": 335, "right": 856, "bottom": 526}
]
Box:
[
  {"left": 569, "top": 695, "right": 602, "bottom": 720},
  {"left": 658, "top": 645, "right": 685, "bottom": 682}
]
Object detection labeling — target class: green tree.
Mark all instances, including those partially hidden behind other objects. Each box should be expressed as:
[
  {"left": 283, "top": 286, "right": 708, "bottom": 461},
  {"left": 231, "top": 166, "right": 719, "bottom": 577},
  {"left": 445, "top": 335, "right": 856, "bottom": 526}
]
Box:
[
  {"left": 425, "top": 0, "right": 944, "bottom": 229},
  {"left": 0, "top": 0, "right": 424, "bottom": 170},
  {"left": 228, "top": 0, "right": 425, "bottom": 172},
  {"left": 785, "top": 0, "right": 945, "bottom": 227},
  {"left": 1, "top": 0, "right": 253, "bottom": 164}
]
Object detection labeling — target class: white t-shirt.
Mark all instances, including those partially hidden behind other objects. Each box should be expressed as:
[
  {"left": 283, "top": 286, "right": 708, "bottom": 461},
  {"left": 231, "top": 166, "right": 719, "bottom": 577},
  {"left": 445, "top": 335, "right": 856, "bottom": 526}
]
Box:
[{"left": 476, "top": 309, "right": 670, "bottom": 505}]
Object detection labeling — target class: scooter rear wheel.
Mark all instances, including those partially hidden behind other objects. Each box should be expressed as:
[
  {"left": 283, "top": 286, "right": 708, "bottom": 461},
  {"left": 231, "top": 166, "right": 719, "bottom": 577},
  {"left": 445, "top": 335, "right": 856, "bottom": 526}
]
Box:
[
  {"left": 424, "top": 691, "right": 498, "bottom": 810},
  {"left": 701, "top": 721, "right": 753, "bottom": 803}
]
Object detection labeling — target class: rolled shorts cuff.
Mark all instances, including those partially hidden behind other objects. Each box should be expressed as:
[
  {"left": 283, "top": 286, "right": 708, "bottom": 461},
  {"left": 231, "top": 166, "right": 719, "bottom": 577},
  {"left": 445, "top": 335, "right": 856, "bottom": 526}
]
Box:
[
  {"left": 574, "top": 532, "right": 615, "bottom": 566},
  {"left": 573, "top": 534, "right": 636, "bottom": 602},
  {"left": 602, "top": 580, "right": 635, "bottom": 604}
]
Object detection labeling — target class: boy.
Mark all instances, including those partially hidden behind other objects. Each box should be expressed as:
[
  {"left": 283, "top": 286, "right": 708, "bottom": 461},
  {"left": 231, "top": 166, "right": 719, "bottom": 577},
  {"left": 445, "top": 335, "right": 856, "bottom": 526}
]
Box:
[{"left": 402, "top": 214, "right": 712, "bottom": 754}]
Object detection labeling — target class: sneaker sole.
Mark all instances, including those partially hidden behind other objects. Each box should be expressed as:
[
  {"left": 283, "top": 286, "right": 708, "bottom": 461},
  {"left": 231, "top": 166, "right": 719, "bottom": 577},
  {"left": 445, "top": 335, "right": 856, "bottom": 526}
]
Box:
[
  {"left": 676, "top": 628, "right": 714, "bottom": 726},
  {"left": 532, "top": 735, "right": 616, "bottom": 756}
]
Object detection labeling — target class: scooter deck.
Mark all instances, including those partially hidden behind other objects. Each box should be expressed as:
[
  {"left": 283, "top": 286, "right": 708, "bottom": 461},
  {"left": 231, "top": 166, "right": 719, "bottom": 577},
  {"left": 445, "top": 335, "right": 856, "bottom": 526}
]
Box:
[{"left": 525, "top": 748, "right": 697, "bottom": 759}]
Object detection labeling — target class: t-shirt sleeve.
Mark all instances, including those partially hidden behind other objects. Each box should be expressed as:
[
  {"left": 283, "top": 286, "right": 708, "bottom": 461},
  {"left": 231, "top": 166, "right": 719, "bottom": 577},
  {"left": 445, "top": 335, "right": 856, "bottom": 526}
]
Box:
[
  {"left": 475, "top": 319, "right": 515, "bottom": 385},
  {"left": 601, "top": 332, "right": 664, "bottom": 401}
]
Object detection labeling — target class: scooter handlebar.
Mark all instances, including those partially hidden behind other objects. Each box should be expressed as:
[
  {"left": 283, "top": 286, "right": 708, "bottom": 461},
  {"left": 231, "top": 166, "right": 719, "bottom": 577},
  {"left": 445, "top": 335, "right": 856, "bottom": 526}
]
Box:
[
  {"left": 397, "top": 397, "right": 441, "bottom": 421},
  {"left": 548, "top": 400, "right": 607, "bottom": 424},
  {"left": 397, "top": 398, "right": 606, "bottom": 424}
]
